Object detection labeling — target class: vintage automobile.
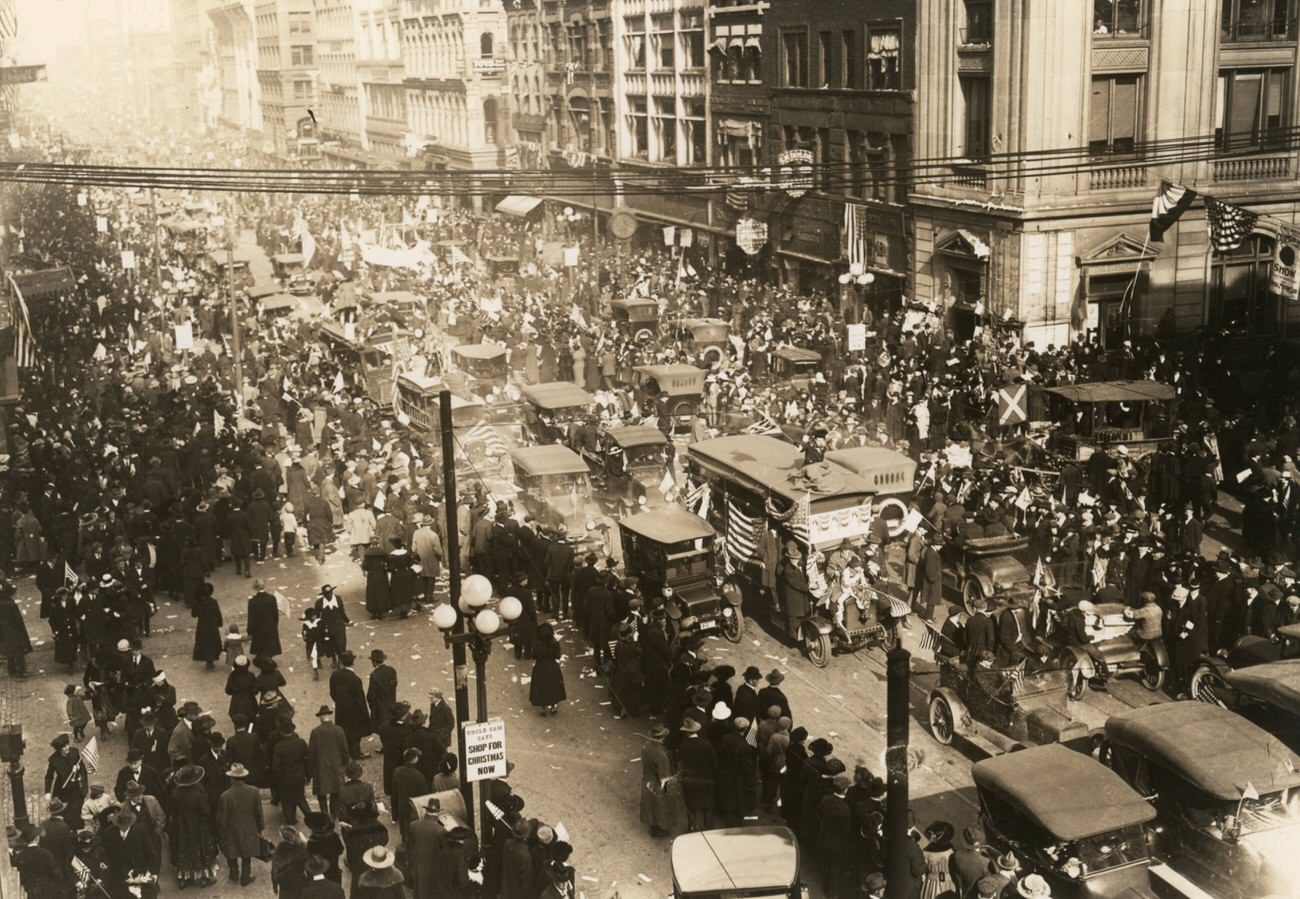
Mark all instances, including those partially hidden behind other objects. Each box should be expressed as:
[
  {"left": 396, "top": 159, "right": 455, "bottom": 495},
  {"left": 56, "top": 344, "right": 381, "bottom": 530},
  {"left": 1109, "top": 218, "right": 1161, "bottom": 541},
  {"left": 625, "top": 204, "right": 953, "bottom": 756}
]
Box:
[
  {"left": 271, "top": 252, "right": 317, "bottom": 296},
  {"left": 1103, "top": 702, "right": 1300, "bottom": 899},
  {"left": 1190, "top": 623, "right": 1300, "bottom": 705},
  {"left": 620, "top": 507, "right": 740, "bottom": 643},
  {"left": 973, "top": 744, "right": 1161, "bottom": 898},
  {"left": 393, "top": 373, "right": 487, "bottom": 434},
  {"left": 670, "top": 827, "right": 807, "bottom": 899},
  {"left": 448, "top": 341, "right": 509, "bottom": 390},
  {"left": 509, "top": 444, "right": 593, "bottom": 533},
  {"left": 1060, "top": 618, "right": 1168, "bottom": 699},
  {"left": 1198, "top": 659, "right": 1300, "bottom": 752},
  {"left": 939, "top": 533, "right": 1038, "bottom": 612},
  {"left": 633, "top": 363, "right": 707, "bottom": 433},
  {"left": 771, "top": 347, "right": 823, "bottom": 389},
  {"left": 365, "top": 290, "right": 426, "bottom": 324},
  {"left": 519, "top": 381, "right": 596, "bottom": 446},
  {"left": 823, "top": 447, "right": 914, "bottom": 537},
  {"left": 927, "top": 652, "right": 1089, "bottom": 754},
  {"left": 1043, "top": 380, "right": 1176, "bottom": 461},
  {"left": 677, "top": 317, "right": 732, "bottom": 366},
  {"left": 590, "top": 425, "right": 671, "bottom": 503},
  {"left": 484, "top": 254, "right": 519, "bottom": 278},
  {"left": 206, "top": 250, "right": 254, "bottom": 289},
  {"left": 317, "top": 321, "right": 414, "bottom": 407},
  {"left": 611, "top": 297, "right": 660, "bottom": 341},
  {"left": 688, "top": 435, "right": 913, "bottom": 667}
]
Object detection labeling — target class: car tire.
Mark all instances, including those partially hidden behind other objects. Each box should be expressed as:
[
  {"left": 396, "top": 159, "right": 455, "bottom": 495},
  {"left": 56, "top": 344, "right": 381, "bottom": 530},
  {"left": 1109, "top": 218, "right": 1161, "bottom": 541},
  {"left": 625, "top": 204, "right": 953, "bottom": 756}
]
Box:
[
  {"left": 962, "top": 580, "right": 985, "bottom": 615},
  {"left": 1189, "top": 663, "right": 1232, "bottom": 708},
  {"left": 928, "top": 694, "right": 957, "bottom": 745},
  {"left": 722, "top": 605, "right": 743, "bottom": 644},
  {"left": 1139, "top": 645, "right": 1166, "bottom": 693},
  {"left": 1065, "top": 656, "right": 1087, "bottom": 701},
  {"left": 804, "top": 626, "right": 831, "bottom": 669}
]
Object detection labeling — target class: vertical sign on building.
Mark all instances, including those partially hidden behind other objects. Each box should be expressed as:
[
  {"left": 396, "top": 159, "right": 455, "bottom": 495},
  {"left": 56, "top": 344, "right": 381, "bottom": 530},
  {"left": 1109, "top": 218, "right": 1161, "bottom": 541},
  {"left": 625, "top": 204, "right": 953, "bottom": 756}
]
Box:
[{"left": 1271, "top": 225, "right": 1300, "bottom": 302}]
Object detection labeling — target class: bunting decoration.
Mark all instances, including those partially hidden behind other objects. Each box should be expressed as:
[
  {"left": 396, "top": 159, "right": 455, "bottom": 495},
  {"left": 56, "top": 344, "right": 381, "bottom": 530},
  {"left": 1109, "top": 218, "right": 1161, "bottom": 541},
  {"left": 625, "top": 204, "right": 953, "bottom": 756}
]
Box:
[
  {"left": 724, "top": 499, "right": 759, "bottom": 563},
  {"left": 1205, "top": 196, "right": 1260, "bottom": 253},
  {"left": 1149, "top": 180, "right": 1197, "bottom": 243}
]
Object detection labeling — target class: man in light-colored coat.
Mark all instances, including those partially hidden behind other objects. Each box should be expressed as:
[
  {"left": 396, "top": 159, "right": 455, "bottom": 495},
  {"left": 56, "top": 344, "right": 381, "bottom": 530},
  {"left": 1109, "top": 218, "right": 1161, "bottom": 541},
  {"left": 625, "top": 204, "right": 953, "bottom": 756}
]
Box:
[
  {"left": 410, "top": 517, "right": 443, "bottom": 606},
  {"left": 308, "top": 706, "right": 351, "bottom": 818}
]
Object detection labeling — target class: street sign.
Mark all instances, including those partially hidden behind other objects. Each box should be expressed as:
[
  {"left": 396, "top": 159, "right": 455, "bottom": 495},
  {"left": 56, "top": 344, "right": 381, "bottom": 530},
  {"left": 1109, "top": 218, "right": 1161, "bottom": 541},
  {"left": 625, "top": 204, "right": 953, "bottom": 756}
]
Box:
[
  {"left": 463, "top": 719, "right": 507, "bottom": 783},
  {"left": 846, "top": 324, "right": 866, "bottom": 352},
  {"left": 996, "top": 383, "right": 1028, "bottom": 426}
]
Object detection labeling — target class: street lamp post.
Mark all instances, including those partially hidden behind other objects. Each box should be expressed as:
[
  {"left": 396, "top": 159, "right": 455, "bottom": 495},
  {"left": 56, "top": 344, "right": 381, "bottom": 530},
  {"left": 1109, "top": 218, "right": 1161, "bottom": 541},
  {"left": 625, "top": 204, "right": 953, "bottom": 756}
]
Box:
[{"left": 432, "top": 577, "right": 523, "bottom": 853}]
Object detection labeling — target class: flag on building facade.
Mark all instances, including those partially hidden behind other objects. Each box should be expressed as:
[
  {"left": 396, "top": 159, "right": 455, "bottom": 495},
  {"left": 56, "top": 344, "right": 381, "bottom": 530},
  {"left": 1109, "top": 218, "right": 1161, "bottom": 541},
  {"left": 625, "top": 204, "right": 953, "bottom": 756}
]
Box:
[
  {"left": 1149, "top": 181, "right": 1197, "bottom": 242},
  {"left": 1205, "top": 196, "right": 1260, "bottom": 253},
  {"left": 843, "top": 201, "right": 870, "bottom": 269}
]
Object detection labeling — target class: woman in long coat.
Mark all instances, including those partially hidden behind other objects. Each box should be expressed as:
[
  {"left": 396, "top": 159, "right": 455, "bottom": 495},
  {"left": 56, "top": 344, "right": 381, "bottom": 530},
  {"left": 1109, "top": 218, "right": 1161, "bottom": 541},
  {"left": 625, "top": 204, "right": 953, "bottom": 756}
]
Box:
[
  {"left": 639, "top": 725, "right": 684, "bottom": 836},
  {"left": 168, "top": 765, "right": 219, "bottom": 887},
  {"left": 180, "top": 540, "right": 206, "bottom": 606},
  {"left": 0, "top": 582, "right": 33, "bottom": 677},
  {"left": 225, "top": 656, "right": 259, "bottom": 722},
  {"left": 386, "top": 548, "right": 417, "bottom": 618},
  {"left": 314, "top": 587, "right": 350, "bottom": 658},
  {"left": 361, "top": 542, "right": 390, "bottom": 619},
  {"left": 611, "top": 628, "right": 644, "bottom": 717},
  {"left": 191, "top": 583, "right": 223, "bottom": 669},
  {"left": 528, "top": 624, "right": 566, "bottom": 714},
  {"left": 48, "top": 587, "right": 81, "bottom": 670},
  {"left": 286, "top": 463, "right": 313, "bottom": 518},
  {"left": 14, "top": 508, "right": 46, "bottom": 568}
]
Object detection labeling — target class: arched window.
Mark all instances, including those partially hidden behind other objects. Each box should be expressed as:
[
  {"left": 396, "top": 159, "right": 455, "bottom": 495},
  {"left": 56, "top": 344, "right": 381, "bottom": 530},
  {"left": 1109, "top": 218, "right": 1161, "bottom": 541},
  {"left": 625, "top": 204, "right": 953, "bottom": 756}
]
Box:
[
  {"left": 481, "top": 31, "right": 494, "bottom": 59},
  {"left": 483, "top": 97, "right": 498, "bottom": 143},
  {"left": 1210, "top": 233, "right": 1279, "bottom": 333}
]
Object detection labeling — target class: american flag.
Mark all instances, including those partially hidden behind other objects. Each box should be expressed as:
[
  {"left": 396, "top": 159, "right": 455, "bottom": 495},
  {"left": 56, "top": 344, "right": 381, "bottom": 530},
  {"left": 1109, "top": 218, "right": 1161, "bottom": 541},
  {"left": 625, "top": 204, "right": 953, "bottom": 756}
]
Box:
[
  {"left": 5, "top": 276, "right": 35, "bottom": 369},
  {"left": 463, "top": 421, "right": 509, "bottom": 456},
  {"left": 64, "top": 561, "right": 79, "bottom": 586},
  {"left": 1004, "top": 662, "right": 1026, "bottom": 697},
  {"left": 1149, "top": 180, "right": 1197, "bottom": 242},
  {"left": 725, "top": 499, "right": 759, "bottom": 563},
  {"left": 1205, "top": 196, "right": 1259, "bottom": 253},
  {"left": 80, "top": 736, "right": 99, "bottom": 774},
  {"left": 790, "top": 492, "right": 811, "bottom": 546},
  {"left": 294, "top": 215, "right": 317, "bottom": 266},
  {"left": 275, "top": 592, "right": 291, "bottom": 618},
  {"left": 72, "top": 857, "right": 94, "bottom": 898},
  {"left": 744, "top": 413, "right": 780, "bottom": 435},
  {"left": 843, "top": 201, "right": 871, "bottom": 270},
  {"left": 919, "top": 620, "right": 941, "bottom": 653}
]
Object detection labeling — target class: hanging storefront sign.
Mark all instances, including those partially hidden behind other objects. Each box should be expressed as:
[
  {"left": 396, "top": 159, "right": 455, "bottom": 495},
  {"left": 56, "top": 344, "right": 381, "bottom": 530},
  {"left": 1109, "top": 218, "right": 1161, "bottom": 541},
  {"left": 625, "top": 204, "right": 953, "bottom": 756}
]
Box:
[
  {"left": 777, "top": 149, "right": 815, "bottom": 198},
  {"left": 736, "top": 218, "right": 768, "bottom": 256},
  {"left": 1271, "top": 224, "right": 1300, "bottom": 302}
]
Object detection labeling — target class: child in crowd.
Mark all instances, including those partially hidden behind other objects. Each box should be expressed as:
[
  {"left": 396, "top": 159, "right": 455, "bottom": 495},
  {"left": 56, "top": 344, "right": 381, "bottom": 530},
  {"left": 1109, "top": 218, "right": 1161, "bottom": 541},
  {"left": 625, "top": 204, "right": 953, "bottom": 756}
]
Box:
[{"left": 65, "top": 684, "right": 91, "bottom": 741}]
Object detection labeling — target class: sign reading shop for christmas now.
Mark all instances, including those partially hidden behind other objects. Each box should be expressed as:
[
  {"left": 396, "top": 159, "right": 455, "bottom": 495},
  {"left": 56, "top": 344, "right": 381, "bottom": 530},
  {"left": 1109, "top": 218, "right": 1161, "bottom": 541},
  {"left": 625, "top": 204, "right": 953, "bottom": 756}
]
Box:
[{"left": 463, "top": 719, "right": 508, "bottom": 783}]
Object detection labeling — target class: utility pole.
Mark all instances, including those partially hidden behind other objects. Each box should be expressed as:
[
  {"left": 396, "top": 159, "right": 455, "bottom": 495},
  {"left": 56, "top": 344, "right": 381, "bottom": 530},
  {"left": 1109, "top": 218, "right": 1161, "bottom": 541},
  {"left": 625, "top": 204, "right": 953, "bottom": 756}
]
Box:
[
  {"left": 225, "top": 199, "right": 244, "bottom": 414},
  {"left": 150, "top": 188, "right": 162, "bottom": 289},
  {"left": 439, "top": 389, "right": 475, "bottom": 829}
]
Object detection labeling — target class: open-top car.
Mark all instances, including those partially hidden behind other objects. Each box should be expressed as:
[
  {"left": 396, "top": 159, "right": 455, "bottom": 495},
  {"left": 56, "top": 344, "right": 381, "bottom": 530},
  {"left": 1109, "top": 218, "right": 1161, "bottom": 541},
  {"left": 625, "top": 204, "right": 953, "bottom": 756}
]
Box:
[
  {"left": 974, "top": 743, "right": 1161, "bottom": 898},
  {"left": 633, "top": 363, "right": 707, "bottom": 433},
  {"left": 1103, "top": 701, "right": 1300, "bottom": 899},
  {"left": 927, "top": 651, "right": 1088, "bottom": 755},
  {"left": 620, "top": 507, "right": 740, "bottom": 643},
  {"left": 670, "top": 827, "right": 806, "bottom": 899}
]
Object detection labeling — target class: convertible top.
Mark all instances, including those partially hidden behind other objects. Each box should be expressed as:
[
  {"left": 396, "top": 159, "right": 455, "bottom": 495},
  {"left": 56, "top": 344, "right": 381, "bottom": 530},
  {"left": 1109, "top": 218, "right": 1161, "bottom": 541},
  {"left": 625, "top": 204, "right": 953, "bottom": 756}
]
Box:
[
  {"left": 1105, "top": 702, "right": 1300, "bottom": 800},
  {"left": 1224, "top": 659, "right": 1300, "bottom": 717},
  {"left": 671, "top": 827, "right": 797, "bottom": 894},
  {"left": 607, "top": 425, "right": 669, "bottom": 449},
  {"left": 1044, "top": 380, "right": 1176, "bottom": 404},
  {"left": 620, "top": 507, "right": 715, "bottom": 544},
  {"left": 451, "top": 342, "right": 507, "bottom": 360},
  {"left": 509, "top": 444, "right": 589, "bottom": 477},
  {"left": 973, "top": 744, "right": 1155, "bottom": 840},
  {"left": 521, "top": 381, "right": 595, "bottom": 410}
]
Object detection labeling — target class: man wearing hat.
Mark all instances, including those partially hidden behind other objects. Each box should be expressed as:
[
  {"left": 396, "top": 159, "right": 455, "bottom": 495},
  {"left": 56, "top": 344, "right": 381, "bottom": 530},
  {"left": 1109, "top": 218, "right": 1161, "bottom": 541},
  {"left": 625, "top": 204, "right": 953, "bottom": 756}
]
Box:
[
  {"left": 1167, "top": 583, "right": 1207, "bottom": 697},
  {"left": 115, "top": 749, "right": 163, "bottom": 803},
  {"left": 366, "top": 650, "right": 398, "bottom": 734},
  {"left": 814, "top": 772, "right": 854, "bottom": 896},
  {"left": 355, "top": 846, "right": 405, "bottom": 899},
  {"left": 43, "top": 735, "right": 88, "bottom": 830},
  {"left": 301, "top": 854, "right": 345, "bottom": 899},
  {"left": 861, "top": 871, "right": 886, "bottom": 899},
  {"left": 757, "top": 670, "right": 792, "bottom": 722},
  {"left": 950, "top": 826, "right": 994, "bottom": 897},
  {"left": 272, "top": 718, "right": 312, "bottom": 825},
  {"left": 13, "top": 822, "right": 63, "bottom": 899},
  {"left": 639, "top": 724, "right": 679, "bottom": 837},
  {"left": 309, "top": 706, "right": 351, "bottom": 818},
  {"left": 100, "top": 806, "right": 156, "bottom": 895},
  {"left": 677, "top": 718, "right": 716, "bottom": 832},
  {"left": 247, "top": 579, "right": 282, "bottom": 658},
  {"left": 733, "top": 666, "right": 762, "bottom": 723},
  {"left": 168, "top": 701, "right": 203, "bottom": 764},
  {"left": 390, "top": 747, "right": 429, "bottom": 845},
  {"left": 410, "top": 514, "right": 444, "bottom": 608},
  {"left": 217, "top": 763, "right": 264, "bottom": 885},
  {"left": 329, "top": 651, "right": 371, "bottom": 760}
]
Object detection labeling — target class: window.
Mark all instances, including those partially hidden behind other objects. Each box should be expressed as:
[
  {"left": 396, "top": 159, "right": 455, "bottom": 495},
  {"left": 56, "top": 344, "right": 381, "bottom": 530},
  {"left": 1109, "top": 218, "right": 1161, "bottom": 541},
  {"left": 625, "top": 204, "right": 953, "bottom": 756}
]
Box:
[
  {"left": 1093, "top": 0, "right": 1145, "bottom": 36},
  {"left": 742, "top": 29, "right": 762, "bottom": 82},
  {"left": 818, "top": 31, "right": 833, "bottom": 87},
  {"left": 683, "top": 98, "right": 706, "bottom": 165},
  {"left": 1089, "top": 74, "right": 1141, "bottom": 155},
  {"left": 652, "top": 15, "right": 674, "bottom": 68},
  {"left": 841, "top": 30, "right": 858, "bottom": 89},
  {"left": 1210, "top": 234, "right": 1279, "bottom": 333},
  {"left": 960, "top": 75, "right": 991, "bottom": 158},
  {"left": 291, "top": 44, "right": 313, "bottom": 66},
  {"left": 624, "top": 17, "right": 646, "bottom": 69},
  {"left": 782, "top": 30, "right": 807, "bottom": 87},
  {"left": 681, "top": 11, "right": 704, "bottom": 68},
  {"left": 1216, "top": 67, "right": 1290, "bottom": 150},
  {"left": 293, "top": 79, "right": 311, "bottom": 100},
  {"left": 483, "top": 98, "right": 498, "bottom": 143},
  {"left": 655, "top": 96, "right": 676, "bottom": 161},
  {"left": 963, "top": 0, "right": 992, "bottom": 43},
  {"left": 626, "top": 95, "right": 648, "bottom": 157},
  {"left": 848, "top": 130, "right": 889, "bottom": 200},
  {"left": 480, "top": 31, "right": 494, "bottom": 58},
  {"left": 288, "top": 11, "right": 311, "bottom": 34},
  {"left": 1222, "top": 0, "right": 1293, "bottom": 41},
  {"left": 867, "top": 26, "right": 901, "bottom": 90}
]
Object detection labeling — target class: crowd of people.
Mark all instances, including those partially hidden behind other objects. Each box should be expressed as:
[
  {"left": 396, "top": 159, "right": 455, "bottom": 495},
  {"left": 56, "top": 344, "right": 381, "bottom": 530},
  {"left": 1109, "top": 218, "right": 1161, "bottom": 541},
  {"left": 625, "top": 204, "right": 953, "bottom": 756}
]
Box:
[{"left": 1, "top": 107, "right": 1299, "bottom": 899}]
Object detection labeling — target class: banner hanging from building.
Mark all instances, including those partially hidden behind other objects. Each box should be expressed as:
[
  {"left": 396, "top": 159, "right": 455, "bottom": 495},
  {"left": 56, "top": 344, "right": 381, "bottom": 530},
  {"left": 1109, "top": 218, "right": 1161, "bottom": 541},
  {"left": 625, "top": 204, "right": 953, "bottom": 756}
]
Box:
[
  {"left": 1271, "top": 224, "right": 1300, "bottom": 302},
  {"left": 736, "top": 218, "right": 768, "bottom": 256}
]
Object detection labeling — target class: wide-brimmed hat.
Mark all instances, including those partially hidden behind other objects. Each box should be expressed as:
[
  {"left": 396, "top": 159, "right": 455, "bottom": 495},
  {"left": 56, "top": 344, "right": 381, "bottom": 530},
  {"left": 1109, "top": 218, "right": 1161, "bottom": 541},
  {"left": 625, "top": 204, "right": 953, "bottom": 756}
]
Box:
[
  {"left": 647, "top": 724, "right": 670, "bottom": 741},
  {"left": 680, "top": 718, "right": 702, "bottom": 734},
  {"left": 711, "top": 703, "right": 731, "bottom": 721},
  {"left": 47, "top": 798, "right": 67, "bottom": 816},
  {"left": 993, "top": 851, "right": 1019, "bottom": 874},
  {"left": 315, "top": 705, "right": 333, "bottom": 718},
  {"left": 227, "top": 763, "right": 250, "bottom": 779},
  {"left": 766, "top": 669, "right": 785, "bottom": 685},
  {"left": 304, "top": 811, "right": 332, "bottom": 833},
  {"left": 1017, "top": 874, "right": 1051, "bottom": 899},
  {"left": 304, "top": 855, "right": 330, "bottom": 877},
  {"left": 177, "top": 701, "right": 202, "bottom": 717},
  {"left": 363, "top": 846, "right": 396, "bottom": 870},
  {"left": 173, "top": 765, "right": 205, "bottom": 788}
]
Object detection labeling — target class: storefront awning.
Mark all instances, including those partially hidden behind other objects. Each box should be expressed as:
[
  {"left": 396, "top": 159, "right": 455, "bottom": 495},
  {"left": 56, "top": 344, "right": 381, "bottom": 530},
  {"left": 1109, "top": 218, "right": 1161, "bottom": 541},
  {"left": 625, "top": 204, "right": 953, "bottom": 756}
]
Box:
[
  {"left": 718, "top": 118, "right": 755, "bottom": 138},
  {"left": 495, "top": 195, "right": 543, "bottom": 218}
]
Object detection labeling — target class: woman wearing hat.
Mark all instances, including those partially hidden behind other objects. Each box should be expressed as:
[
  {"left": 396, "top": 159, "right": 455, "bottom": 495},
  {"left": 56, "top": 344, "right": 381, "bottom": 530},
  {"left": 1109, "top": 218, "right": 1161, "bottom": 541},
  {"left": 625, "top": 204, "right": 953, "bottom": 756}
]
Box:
[
  {"left": 191, "top": 582, "right": 223, "bottom": 671},
  {"left": 313, "top": 587, "right": 351, "bottom": 664},
  {"left": 271, "top": 826, "right": 309, "bottom": 899},
  {"left": 43, "top": 735, "right": 87, "bottom": 830},
  {"left": 225, "top": 656, "right": 259, "bottom": 723},
  {"left": 919, "top": 820, "right": 955, "bottom": 899},
  {"left": 170, "top": 765, "right": 219, "bottom": 888},
  {"left": 528, "top": 623, "right": 567, "bottom": 716},
  {"left": 0, "top": 579, "right": 33, "bottom": 677},
  {"left": 353, "top": 847, "right": 405, "bottom": 899},
  {"left": 639, "top": 725, "right": 683, "bottom": 837}
]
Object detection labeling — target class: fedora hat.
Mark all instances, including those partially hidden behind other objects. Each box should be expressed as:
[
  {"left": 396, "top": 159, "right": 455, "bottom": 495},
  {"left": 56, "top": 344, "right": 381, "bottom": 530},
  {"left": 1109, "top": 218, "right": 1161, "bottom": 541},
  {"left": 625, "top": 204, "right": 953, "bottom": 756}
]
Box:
[
  {"left": 363, "top": 846, "right": 396, "bottom": 870},
  {"left": 226, "top": 763, "right": 250, "bottom": 779},
  {"left": 680, "top": 718, "right": 702, "bottom": 734},
  {"left": 109, "top": 807, "right": 137, "bottom": 830},
  {"left": 315, "top": 705, "right": 333, "bottom": 718},
  {"left": 173, "top": 765, "right": 205, "bottom": 788},
  {"left": 647, "top": 724, "right": 670, "bottom": 741},
  {"left": 1017, "top": 874, "right": 1051, "bottom": 899},
  {"left": 369, "top": 649, "right": 386, "bottom": 663},
  {"left": 304, "top": 855, "right": 330, "bottom": 877}
]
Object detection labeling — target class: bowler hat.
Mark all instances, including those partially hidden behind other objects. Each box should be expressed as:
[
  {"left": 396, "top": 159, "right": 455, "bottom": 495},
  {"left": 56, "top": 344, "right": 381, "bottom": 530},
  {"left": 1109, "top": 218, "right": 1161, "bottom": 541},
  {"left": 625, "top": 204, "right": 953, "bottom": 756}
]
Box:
[
  {"left": 315, "top": 705, "right": 333, "bottom": 718},
  {"left": 369, "top": 649, "right": 386, "bottom": 663}
]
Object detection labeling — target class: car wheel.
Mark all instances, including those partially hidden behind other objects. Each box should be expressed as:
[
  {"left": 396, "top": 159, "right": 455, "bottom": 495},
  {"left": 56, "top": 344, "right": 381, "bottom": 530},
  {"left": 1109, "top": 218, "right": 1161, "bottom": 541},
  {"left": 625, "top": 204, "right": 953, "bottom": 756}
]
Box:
[
  {"left": 1089, "top": 733, "right": 1112, "bottom": 767},
  {"left": 928, "top": 694, "right": 956, "bottom": 745},
  {"left": 721, "top": 605, "right": 743, "bottom": 644},
  {"left": 804, "top": 626, "right": 831, "bottom": 669},
  {"left": 880, "top": 624, "right": 898, "bottom": 651},
  {"left": 1190, "top": 663, "right": 1232, "bottom": 708},
  {"left": 962, "top": 580, "right": 985, "bottom": 615},
  {"left": 1065, "top": 657, "right": 1087, "bottom": 701},
  {"left": 1139, "top": 646, "right": 1166, "bottom": 692}
]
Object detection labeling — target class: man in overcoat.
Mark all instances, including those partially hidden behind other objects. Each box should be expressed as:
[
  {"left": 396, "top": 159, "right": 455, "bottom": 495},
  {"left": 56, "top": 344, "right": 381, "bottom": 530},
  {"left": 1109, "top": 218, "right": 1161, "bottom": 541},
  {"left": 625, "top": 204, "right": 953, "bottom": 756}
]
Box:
[
  {"left": 308, "top": 706, "right": 351, "bottom": 818},
  {"left": 217, "top": 764, "right": 264, "bottom": 886},
  {"left": 247, "top": 580, "right": 281, "bottom": 657},
  {"left": 366, "top": 650, "right": 398, "bottom": 733},
  {"left": 328, "top": 652, "right": 370, "bottom": 759}
]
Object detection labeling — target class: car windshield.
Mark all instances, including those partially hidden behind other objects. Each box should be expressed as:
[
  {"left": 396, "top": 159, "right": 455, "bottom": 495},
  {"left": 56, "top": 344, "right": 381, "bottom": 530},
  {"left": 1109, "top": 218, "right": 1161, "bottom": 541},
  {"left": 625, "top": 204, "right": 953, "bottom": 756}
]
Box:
[
  {"left": 1234, "top": 790, "right": 1300, "bottom": 837},
  {"left": 1068, "top": 824, "right": 1152, "bottom": 873},
  {"left": 665, "top": 546, "right": 712, "bottom": 583},
  {"left": 626, "top": 445, "right": 666, "bottom": 467}
]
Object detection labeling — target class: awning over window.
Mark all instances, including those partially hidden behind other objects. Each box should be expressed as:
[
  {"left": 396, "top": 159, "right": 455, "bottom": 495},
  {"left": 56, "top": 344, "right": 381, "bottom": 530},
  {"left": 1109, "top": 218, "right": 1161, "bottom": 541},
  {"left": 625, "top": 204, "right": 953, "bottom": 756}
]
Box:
[
  {"left": 718, "top": 118, "right": 755, "bottom": 138},
  {"left": 709, "top": 37, "right": 727, "bottom": 53},
  {"left": 495, "top": 195, "right": 543, "bottom": 217},
  {"left": 745, "top": 36, "right": 762, "bottom": 50}
]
